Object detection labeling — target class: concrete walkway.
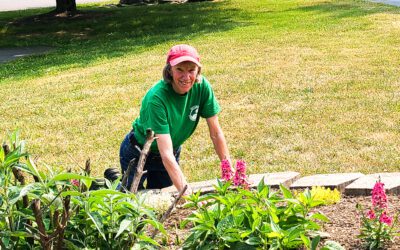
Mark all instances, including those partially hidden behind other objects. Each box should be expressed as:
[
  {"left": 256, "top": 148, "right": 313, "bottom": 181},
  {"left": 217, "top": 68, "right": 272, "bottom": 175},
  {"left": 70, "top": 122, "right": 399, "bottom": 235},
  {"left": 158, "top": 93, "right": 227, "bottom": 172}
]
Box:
[
  {"left": 0, "top": 47, "right": 54, "bottom": 64},
  {"left": 371, "top": 0, "right": 400, "bottom": 6},
  {"left": 0, "top": 0, "right": 113, "bottom": 12}
]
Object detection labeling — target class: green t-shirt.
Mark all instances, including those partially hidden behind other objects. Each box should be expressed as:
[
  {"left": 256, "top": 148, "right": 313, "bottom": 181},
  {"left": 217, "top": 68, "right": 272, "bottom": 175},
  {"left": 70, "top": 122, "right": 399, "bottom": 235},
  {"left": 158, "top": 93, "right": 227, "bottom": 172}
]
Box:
[{"left": 132, "top": 76, "right": 221, "bottom": 152}]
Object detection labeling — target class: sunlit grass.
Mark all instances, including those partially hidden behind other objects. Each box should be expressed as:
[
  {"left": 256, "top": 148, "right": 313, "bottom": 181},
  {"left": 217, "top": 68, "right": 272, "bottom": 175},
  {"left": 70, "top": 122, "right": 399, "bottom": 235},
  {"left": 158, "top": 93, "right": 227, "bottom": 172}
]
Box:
[{"left": 1, "top": 0, "right": 400, "bottom": 180}]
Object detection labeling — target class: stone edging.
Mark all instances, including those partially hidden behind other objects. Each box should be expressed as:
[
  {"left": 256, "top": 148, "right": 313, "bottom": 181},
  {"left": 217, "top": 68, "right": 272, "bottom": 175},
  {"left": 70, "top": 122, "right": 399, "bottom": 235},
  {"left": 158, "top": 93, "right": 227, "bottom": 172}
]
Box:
[{"left": 161, "top": 172, "right": 400, "bottom": 196}]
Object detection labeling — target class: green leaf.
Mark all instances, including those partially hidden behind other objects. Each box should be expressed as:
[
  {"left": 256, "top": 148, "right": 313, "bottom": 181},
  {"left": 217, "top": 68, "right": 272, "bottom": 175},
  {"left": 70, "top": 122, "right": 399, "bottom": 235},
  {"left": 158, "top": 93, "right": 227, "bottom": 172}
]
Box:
[
  {"left": 63, "top": 239, "right": 82, "bottom": 250},
  {"left": 1, "top": 235, "right": 10, "bottom": 248},
  {"left": 310, "top": 213, "right": 329, "bottom": 222},
  {"left": 9, "top": 130, "right": 20, "bottom": 149},
  {"left": 266, "top": 232, "right": 282, "bottom": 238},
  {"left": 287, "top": 226, "right": 304, "bottom": 241},
  {"left": 142, "top": 219, "right": 166, "bottom": 234},
  {"left": 111, "top": 177, "right": 121, "bottom": 190},
  {"left": 217, "top": 215, "right": 235, "bottom": 235},
  {"left": 311, "top": 235, "right": 320, "bottom": 250},
  {"left": 245, "top": 236, "right": 261, "bottom": 246},
  {"left": 8, "top": 231, "right": 31, "bottom": 237},
  {"left": 0, "top": 146, "right": 4, "bottom": 163},
  {"left": 44, "top": 218, "right": 51, "bottom": 231},
  {"left": 61, "top": 190, "right": 84, "bottom": 197},
  {"left": 240, "top": 230, "right": 252, "bottom": 238},
  {"left": 230, "top": 241, "right": 257, "bottom": 250},
  {"left": 9, "top": 183, "right": 37, "bottom": 205},
  {"left": 257, "top": 177, "right": 266, "bottom": 192},
  {"left": 270, "top": 216, "right": 282, "bottom": 233},
  {"left": 251, "top": 216, "right": 261, "bottom": 232},
  {"left": 89, "top": 189, "right": 123, "bottom": 196},
  {"left": 8, "top": 186, "right": 21, "bottom": 204},
  {"left": 87, "top": 211, "right": 106, "bottom": 241},
  {"left": 280, "top": 184, "right": 293, "bottom": 199},
  {"left": 137, "top": 234, "right": 160, "bottom": 247},
  {"left": 3, "top": 149, "right": 27, "bottom": 168},
  {"left": 25, "top": 157, "right": 42, "bottom": 182},
  {"left": 300, "top": 233, "right": 310, "bottom": 247},
  {"left": 13, "top": 210, "right": 35, "bottom": 221},
  {"left": 116, "top": 218, "right": 132, "bottom": 238}
]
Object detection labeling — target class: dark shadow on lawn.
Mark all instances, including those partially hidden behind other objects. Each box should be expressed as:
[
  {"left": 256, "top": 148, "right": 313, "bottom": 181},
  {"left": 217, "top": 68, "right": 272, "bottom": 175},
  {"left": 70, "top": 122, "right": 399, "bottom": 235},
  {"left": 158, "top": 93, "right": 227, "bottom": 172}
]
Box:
[
  {"left": 0, "top": 1, "right": 247, "bottom": 82},
  {"left": 289, "top": 0, "right": 400, "bottom": 19}
]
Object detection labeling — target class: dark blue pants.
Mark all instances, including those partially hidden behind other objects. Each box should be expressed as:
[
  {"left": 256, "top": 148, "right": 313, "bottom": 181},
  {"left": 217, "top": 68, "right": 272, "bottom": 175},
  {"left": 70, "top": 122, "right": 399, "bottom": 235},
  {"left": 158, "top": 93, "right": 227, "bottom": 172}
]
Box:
[{"left": 119, "top": 131, "right": 181, "bottom": 190}]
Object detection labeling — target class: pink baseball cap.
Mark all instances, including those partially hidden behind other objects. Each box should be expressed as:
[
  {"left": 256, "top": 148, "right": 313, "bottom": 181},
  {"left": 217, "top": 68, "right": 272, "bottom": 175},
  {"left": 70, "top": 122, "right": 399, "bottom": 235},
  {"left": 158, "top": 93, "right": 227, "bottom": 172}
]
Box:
[{"left": 166, "top": 44, "right": 202, "bottom": 67}]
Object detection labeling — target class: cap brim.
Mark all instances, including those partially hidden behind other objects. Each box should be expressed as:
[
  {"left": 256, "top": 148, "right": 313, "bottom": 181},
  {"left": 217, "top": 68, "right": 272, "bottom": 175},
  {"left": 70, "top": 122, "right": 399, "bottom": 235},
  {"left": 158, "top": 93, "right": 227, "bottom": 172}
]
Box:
[{"left": 169, "top": 56, "right": 202, "bottom": 67}]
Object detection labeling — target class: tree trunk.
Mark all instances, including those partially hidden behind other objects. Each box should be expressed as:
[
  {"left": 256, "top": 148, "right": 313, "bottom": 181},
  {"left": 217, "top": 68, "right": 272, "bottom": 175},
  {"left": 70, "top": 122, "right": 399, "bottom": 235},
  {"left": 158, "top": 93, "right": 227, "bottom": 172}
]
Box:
[{"left": 55, "top": 0, "right": 77, "bottom": 14}]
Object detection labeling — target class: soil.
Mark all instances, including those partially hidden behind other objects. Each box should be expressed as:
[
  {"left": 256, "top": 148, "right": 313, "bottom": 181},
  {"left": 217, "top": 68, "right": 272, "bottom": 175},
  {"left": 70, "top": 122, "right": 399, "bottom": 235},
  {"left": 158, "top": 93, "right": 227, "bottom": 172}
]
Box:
[{"left": 163, "top": 195, "right": 400, "bottom": 249}]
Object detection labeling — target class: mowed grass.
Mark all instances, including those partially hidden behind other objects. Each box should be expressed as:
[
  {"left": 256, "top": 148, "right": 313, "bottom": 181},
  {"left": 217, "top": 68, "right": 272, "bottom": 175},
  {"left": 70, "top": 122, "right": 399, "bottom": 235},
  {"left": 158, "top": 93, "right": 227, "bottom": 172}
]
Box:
[{"left": 1, "top": 0, "right": 400, "bottom": 181}]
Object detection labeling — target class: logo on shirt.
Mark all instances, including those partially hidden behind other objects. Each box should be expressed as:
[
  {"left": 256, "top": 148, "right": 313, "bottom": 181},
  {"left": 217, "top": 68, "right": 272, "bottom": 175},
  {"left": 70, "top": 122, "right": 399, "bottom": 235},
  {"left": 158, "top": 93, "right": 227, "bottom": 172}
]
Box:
[{"left": 189, "top": 105, "right": 199, "bottom": 121}]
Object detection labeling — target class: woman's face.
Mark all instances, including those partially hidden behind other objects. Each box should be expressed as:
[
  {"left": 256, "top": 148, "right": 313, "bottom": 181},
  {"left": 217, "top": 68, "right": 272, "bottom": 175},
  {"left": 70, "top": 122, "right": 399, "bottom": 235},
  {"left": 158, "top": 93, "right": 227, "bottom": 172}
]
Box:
[{"left": 170, "top": 61, "right": 199, "bottom": 95}]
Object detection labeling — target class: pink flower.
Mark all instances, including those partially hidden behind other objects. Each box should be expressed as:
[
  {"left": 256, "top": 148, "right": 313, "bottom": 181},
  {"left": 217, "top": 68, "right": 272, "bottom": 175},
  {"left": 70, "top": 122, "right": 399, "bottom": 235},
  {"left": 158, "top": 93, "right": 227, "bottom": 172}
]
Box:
[
  {"left": 221, "top": 159, "right": 233, "bottom": 181},
  {"left": 371, "top": 181, "right": 388, "bottom": 209},
  {"left": 70, "top": 179, "right": 80, "bottom": 187},
  {"left": 366, "top": 209, "right": 376, "bottom": 220},
  {"left": 233, "top": 160, "right": 250, "bottom": 189},
  {"left": 379, "top": 211, "right": 393, "bottom": 226}
]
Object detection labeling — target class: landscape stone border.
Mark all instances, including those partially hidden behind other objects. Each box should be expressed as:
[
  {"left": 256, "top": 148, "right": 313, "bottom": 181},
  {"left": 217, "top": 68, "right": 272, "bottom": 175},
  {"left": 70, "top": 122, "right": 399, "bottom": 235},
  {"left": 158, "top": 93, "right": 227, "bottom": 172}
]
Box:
[
  {"left": 345, "top": 172, "right": 400, "bottom": 196},
  {"left": 290, "top": 173, "right": 364, "bottom": 192},
  {"left": 161, "top": 172, "right": 400, "bottom": 196}
]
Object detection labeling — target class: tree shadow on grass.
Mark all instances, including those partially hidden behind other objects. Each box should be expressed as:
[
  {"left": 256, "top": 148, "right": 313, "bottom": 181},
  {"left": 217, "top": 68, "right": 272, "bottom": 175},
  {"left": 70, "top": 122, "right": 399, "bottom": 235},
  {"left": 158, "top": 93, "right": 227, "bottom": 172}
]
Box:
[{"left": 0, "top": 1, "right": 248, "bottom": 82}]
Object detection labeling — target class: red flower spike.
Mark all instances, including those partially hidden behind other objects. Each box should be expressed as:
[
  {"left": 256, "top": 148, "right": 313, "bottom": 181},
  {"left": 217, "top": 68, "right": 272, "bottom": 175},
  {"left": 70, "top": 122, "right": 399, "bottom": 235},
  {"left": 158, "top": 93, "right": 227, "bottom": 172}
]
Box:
[
  {"left": 371, "top": 181, "right": 388, "bottom": 209},
  {"left": 221, "top": 159, "right": 233, "bottom": 181}
]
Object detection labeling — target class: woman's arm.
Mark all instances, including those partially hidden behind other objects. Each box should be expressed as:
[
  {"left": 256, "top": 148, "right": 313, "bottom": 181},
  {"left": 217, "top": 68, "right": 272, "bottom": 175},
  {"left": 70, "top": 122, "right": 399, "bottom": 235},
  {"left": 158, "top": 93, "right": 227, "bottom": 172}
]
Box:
[
  {"left": 206, "top": 115, "right": 232, "bottom": 166},
  {"left": 156, "top": 134, "right": 190, "bottom": 194}
]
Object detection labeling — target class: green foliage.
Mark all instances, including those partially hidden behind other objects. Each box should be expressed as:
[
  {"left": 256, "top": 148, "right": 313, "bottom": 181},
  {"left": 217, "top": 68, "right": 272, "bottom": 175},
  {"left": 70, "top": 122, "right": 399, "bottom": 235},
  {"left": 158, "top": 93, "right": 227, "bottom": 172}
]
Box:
[
  {"left": 0, "top": 131, "right": 165, "bottom": 249},
  {"left": 357, "top": 203, "right": 399, "bottom": 249},
  {"left": 0, "top": 130, "right": 31, "bottom": 249},
  {"left": 181, "top": 178, "right": 329, "bottom": 249}
]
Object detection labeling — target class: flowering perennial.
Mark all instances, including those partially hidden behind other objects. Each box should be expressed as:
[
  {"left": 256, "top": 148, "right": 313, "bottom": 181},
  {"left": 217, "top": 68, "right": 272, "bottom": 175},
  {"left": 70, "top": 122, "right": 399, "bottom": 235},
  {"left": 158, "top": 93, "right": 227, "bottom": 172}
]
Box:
[
  {"left": 357, "top": 179, "right": 399, "bottom": 249},
  {"left": 220, "top": 159, "right": 250, "bottom": 188},
  {"left": 221, "top": 159, "right": 233, "bottom": 181},
  {"left": 371, "top": 181, "right": 388, "bottom": 209},
  {"left": 70, "top": 179, "right": 80, "bottom": 187}
]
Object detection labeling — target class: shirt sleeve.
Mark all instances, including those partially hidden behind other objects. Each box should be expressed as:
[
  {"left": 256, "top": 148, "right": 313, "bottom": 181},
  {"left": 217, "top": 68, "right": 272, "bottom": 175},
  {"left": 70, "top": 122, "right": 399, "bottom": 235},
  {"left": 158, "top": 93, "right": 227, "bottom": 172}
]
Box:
[
  {"left": 142, "top": 100, "right": 170, "bottom": 134},
  {"left": 199, "top": 77, "right": 221, "bottom": 118}
]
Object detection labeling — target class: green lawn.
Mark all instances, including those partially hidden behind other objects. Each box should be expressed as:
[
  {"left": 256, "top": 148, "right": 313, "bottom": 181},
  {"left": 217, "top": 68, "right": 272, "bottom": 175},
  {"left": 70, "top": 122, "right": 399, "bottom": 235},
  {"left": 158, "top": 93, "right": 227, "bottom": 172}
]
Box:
[{"left": 1, "top": 0, "right": 399, "bottom": 181}]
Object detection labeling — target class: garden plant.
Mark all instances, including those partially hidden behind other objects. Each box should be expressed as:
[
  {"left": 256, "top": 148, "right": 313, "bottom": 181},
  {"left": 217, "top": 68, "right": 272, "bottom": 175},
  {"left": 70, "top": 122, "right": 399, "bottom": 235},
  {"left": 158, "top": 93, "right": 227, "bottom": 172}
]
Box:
[
  {"left": 357, "top": 179, "right": 400, "bottom": 249},
  {"left": 182, "top": 178, "right": 331, "bottom": 249},
  {"left": 0, "top": 131, "right": 165, "bottom": 249}
]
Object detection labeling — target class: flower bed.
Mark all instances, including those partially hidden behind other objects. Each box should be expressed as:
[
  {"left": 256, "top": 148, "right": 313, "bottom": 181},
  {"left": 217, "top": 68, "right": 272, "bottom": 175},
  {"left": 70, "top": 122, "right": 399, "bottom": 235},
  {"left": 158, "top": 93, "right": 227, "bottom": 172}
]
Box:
[{"left": 1, "top": 131, "right": 399, "bottom": 249}]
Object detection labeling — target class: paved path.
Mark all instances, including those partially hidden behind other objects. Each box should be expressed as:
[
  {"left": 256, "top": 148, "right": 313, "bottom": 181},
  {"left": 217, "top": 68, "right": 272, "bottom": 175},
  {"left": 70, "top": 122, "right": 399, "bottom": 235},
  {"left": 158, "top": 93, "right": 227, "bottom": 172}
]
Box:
[
  {"left": 0, "top": 0, "right": 113, "bottom": 12},
  {"left": 371, "top": 0, "right": 400, "bottom": 6},
  {"left": 0, "top": 47, "right": 54, "bottom": 64}
]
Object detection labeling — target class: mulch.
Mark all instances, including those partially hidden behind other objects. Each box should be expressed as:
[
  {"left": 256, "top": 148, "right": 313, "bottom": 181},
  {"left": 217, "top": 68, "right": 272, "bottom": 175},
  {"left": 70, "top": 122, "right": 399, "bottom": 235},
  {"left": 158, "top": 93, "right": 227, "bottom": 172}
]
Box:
[
  {"left": 317, "top": 195, "right": 400, "bottom": 249},
  {"left": 162, "top": 195, "right": 400, "bottom": 249}
]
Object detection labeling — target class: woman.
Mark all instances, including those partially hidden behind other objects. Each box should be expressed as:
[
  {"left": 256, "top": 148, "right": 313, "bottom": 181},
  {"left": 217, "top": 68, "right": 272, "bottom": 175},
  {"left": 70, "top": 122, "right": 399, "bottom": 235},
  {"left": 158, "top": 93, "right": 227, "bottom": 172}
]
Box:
[{"left": 120, "top": 44, "right": 231, "bottom": 194}]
